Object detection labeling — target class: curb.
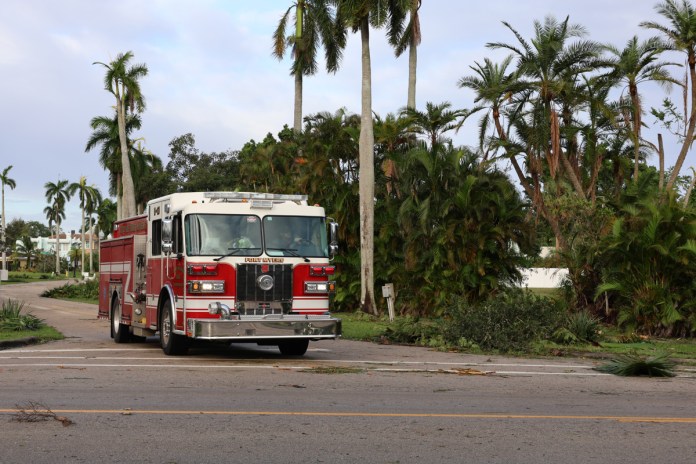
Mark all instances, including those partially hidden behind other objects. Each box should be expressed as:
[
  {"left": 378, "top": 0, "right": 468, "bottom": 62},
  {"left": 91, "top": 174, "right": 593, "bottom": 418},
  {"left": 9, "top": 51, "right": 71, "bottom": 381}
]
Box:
[{"left": 0, "top": 336, "right": 39, "bottom": 350}]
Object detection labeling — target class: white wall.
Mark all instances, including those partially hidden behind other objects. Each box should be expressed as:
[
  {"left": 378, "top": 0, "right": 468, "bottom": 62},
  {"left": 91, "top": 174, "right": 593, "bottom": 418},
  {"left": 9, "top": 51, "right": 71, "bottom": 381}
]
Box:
[{"left": 518, "top": 268, "right": 569, "bottom": 288}]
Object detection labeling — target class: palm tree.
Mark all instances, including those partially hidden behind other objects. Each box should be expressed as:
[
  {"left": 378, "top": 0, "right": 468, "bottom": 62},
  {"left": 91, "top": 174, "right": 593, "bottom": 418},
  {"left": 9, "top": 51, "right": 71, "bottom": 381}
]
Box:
[
  {"left": 130, "top": 140, "right": 163, "bottom": 213},
  {"left": 84, "top": 190, "right": 101, "bottom": 275},
  {"left": 44, "top": 179, "right": 71, "bottom": 274},
  {"left": 641, "top": 0, "right": 696, "bottom": 192},
  {"left": 603, "top": 36, "right": 679, "bottom": 183},
  {"left": 488, "top": 15, "right": 603, "bottom": 199},
  {"left": 0, "top": 165, "right": 16, "bottom": 271},
  {"left": 96, "top": 198, "right": 117, "bottom": 240},
  {"left": 68, "top": 177, "right": 102, "bottom": 276},
  {"left": 93, "top": 51, "right": 148, "bottom": 219},
  {"left": 393, "top": 0, "right": 421, "bottom": 109},
  {"left": 85, "top": 112, "right": 142, "bottom": 219},
  {"left": 402, "top": 101, "right": 465, "bottom": 149},
  {"left": 374, "top": 112, "right": 413, "bottom": 197},
  {"left": 335, "top": 0, "right": 407, "bottom": 315},
  {"left": 15, "top": 235, "right": 36, "bottom": 269},
  {"left": 273, "top": 1, "right": 345, "bottom": 133}
]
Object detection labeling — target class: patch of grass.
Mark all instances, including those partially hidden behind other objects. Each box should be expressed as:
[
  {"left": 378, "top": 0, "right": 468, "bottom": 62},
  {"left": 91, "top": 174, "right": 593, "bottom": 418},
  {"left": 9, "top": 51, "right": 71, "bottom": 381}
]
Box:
[
  {"left": 0, "top": 325, "right": 63, "bottom": 342},
  {"left": 527, "top": 287, "right": 563, "bottom": 299},
  {"left": 334, "top": 311, "right": 390, "bottom": 341},
  {"left": 1, "top": 271, "right": 65, "bottom": 284},
  {"left": 0, "top": 299, "right": 64, "bottom": 344}
]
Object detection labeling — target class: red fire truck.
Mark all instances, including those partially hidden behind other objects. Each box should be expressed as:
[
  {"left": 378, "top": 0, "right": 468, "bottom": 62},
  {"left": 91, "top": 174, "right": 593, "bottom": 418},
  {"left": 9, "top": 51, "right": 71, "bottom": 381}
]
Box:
[{"left": 98, "top": 192, "right": 341, "bottom": 356}]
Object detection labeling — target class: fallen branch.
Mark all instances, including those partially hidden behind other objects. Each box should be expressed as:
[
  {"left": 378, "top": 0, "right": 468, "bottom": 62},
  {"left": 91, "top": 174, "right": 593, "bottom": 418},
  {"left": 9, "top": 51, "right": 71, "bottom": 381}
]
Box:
[{"left": 11, "top": 401, "right": 74, "bottom": 426}]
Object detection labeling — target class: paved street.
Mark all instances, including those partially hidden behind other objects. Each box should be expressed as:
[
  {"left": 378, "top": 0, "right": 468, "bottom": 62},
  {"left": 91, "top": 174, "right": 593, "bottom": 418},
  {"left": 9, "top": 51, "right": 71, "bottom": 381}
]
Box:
[{"left": 1, "top": 281, "right": 695, "bottom": 463}]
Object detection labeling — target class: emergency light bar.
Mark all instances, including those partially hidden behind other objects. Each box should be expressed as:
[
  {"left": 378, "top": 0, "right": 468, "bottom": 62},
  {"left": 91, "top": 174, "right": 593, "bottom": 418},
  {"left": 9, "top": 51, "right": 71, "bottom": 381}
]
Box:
[{"left": 204, "top": 192, "right": 308, "bottom": 205}]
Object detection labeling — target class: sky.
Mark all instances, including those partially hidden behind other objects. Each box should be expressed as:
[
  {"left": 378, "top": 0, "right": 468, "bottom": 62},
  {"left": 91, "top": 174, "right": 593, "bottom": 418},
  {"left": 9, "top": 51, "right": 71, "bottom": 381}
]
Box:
[{"left": 0, "top": 0, "right": 687, "bottom": 235}]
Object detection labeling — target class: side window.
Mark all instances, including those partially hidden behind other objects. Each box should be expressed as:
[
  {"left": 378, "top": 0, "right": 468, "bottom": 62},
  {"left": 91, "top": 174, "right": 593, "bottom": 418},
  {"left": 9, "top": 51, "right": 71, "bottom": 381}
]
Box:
[
  {"left": 173, "top": 215, "right": 183, "bottom": 254},
  {"left": 152, "top": 219, "right": 162, "bottom": 256}
]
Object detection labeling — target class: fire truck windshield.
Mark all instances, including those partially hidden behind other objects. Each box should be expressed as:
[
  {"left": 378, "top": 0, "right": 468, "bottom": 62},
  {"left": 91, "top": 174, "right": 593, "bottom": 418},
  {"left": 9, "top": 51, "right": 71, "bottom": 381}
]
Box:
[
  {"left": 263, "top": 216, "right": 328, "bottom": 258},
  {"left": 185, "top": 214, "right": 262, "bottom": 257}
]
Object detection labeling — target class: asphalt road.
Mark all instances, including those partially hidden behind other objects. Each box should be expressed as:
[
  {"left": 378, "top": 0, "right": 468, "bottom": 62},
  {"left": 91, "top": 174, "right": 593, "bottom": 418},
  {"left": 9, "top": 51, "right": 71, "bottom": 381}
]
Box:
[{"left": 1, "top": 281, "right": 695, "bottom": 464}]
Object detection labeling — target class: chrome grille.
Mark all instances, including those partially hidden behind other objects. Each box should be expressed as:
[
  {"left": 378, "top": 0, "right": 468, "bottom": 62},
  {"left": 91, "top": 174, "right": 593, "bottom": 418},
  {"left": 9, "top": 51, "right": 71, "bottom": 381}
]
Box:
[{"left": 236, "top": 264, "right": 293, "bottom": 302}]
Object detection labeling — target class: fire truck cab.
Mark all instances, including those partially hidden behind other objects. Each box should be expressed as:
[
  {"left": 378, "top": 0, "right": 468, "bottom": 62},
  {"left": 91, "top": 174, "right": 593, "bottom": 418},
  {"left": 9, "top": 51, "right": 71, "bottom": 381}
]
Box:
[{"left": 98, "top": 192, "right": 341, "bottom": 356}]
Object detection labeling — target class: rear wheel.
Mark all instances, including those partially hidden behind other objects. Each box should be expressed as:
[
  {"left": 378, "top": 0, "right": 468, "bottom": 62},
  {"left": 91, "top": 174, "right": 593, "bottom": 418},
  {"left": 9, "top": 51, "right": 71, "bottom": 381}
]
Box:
[
  {"left": 278, "top": 339, "right": 309, "bottom": 356},
  {"left": 160, "top": 298, "right": 188, "bottom": 355},
  {"left": 111, "top": 298, "right": 130, "bottom": 343}
]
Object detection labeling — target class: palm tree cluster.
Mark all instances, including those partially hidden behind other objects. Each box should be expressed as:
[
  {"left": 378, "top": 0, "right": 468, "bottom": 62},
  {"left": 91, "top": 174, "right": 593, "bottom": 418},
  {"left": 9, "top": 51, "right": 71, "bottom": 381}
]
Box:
[{"left": 37, "top": 178, "right": 112, "bottom": 275}]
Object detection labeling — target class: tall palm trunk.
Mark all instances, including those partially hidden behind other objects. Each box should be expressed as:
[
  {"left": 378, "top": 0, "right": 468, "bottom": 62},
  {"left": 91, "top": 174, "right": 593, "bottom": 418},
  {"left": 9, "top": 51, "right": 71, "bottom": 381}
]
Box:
[
  {"left": 80, "top": 206, "right": 86, "bottom": 276},
  {"left": 492, "top": 109, "right": 568, "bottom": 250},
  {"left": 407, "top": 33, "right": 417, "bottom": 109},
  {"left": 1, "top": 186, "right": 5, "bottom": 271},
  {"left": 666, "top": 51, "right": 696, "bottom": 192},
  {"left": 358, "top": 19, "right": 377, "bottom": 316},
  {"left": 293, "top": 0, "right": 304, "bottom": 133},
  {"left": 88, "top": 216, "right": 94, "bottom": 275},
  {"left": 116, "top": 173, "right": 123, "bottom": 220},
  {"left": 116, "top": 95, "right": 136, "bottom": 219},
  {"left": 630, "top": 82, "right": 642, "bottom": 183},
  {"left": 55, "top": 221, "right": 61, "bottom": 274},
  {"left": 294, "top": 72, "right": 303, "bottom": 133}
]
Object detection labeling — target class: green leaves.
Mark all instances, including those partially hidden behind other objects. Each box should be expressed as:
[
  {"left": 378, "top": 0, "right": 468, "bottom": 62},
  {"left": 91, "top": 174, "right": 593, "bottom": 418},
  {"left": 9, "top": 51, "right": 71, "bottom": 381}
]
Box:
[
  {"left": 595, "top": 353, "right": 676, "bottom": 377},
  {"left": 597, "top": 192, "right": 696, "bottom": 335},
  {"left": 0, "top": 300, "right": 45, "bottom": 332}
]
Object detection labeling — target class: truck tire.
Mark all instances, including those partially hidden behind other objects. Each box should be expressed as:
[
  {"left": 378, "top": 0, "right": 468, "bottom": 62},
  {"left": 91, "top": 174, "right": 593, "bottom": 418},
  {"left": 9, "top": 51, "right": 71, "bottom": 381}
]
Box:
[
  {"left": 278, "top": 339, "right": 309, "bottom": 356},
  {"left": 160, "top": 298, "right": 188, "bottom": 355},
  {"left": 111, "top": 297, "right": 131, "bottom": 343}
]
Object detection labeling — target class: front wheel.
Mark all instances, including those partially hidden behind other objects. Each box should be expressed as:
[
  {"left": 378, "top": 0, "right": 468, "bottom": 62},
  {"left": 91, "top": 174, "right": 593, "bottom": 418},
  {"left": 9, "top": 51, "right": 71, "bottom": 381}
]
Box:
[
  {"left": 111, "top": 298, "right": 130, "bottom": 343},
  {"left": 278, "top": 339, "right": 309, "bottom": 356},
  {"left": 160, "top": 299, "right": 188, "bottom": 356}
]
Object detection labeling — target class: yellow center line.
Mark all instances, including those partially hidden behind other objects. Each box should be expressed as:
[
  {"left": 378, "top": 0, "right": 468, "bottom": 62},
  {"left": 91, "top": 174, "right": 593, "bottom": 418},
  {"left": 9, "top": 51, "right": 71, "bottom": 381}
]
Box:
[{"left": 1, "top": 409, "right": 694, "bottom": 423}]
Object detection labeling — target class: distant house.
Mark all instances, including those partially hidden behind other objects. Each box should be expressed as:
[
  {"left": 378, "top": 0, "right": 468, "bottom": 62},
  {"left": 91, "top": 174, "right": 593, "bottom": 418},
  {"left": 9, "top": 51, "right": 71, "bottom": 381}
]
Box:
[
  {"left": 31, "top": 229, "right": 99, "bottom": 259},
  {"left": 13, "top": 228, "right": 100, "bottom": 270}
]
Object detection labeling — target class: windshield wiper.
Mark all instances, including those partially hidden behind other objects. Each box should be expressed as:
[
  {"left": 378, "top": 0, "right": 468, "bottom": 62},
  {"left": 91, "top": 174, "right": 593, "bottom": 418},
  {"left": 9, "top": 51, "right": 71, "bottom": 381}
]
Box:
[
  {"left": 214, "top": 247, "right": 260, "bottom": 262},
  {"left": 266, "top": 247, "right": 309, "bottom": 262}
]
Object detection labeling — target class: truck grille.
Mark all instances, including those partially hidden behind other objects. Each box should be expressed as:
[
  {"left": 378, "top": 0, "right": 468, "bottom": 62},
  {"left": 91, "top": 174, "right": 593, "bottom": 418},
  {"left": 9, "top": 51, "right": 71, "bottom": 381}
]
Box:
[{"left": 236, "top": 264, "right": 293, "bottom": 303}]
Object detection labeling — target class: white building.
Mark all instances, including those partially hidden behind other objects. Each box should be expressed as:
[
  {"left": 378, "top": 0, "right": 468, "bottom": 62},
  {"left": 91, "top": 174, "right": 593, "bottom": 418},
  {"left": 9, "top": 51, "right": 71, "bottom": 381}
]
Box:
[{"left": 31, "top": 229, "right": 99, "bottom": 259}]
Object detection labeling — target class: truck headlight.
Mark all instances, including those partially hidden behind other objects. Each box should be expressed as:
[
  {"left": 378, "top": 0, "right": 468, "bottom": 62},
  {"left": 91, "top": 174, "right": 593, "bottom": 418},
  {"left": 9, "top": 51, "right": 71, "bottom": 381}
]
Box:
[
  {"left": 304, "top": 281, "right": 336, "bottom": 294},
  {"left": 189, "top": 280, "right": 225, "bottom": 293}
]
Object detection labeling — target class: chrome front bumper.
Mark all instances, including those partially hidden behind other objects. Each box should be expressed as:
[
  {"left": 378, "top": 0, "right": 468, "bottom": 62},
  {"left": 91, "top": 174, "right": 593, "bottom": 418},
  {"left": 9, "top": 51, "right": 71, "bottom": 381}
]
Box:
[{"left": 187, "top": 314, "right": 341, "bottom": 340}]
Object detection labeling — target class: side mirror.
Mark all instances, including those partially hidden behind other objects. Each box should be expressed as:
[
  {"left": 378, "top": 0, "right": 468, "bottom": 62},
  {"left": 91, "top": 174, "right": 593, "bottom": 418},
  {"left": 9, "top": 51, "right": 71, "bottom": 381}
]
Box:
[
  {"left": 162, "top": 217, "right": 173, "bottom": 255},
  {"left": 329, "top": 221, "right": 339, "bottom": 257}
]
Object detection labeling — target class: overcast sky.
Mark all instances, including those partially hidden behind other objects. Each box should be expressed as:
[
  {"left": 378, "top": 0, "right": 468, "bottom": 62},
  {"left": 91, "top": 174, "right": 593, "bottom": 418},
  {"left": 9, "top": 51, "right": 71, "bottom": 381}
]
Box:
[{"left": 0, "top": 0, "right": 686, "bottom": 234}]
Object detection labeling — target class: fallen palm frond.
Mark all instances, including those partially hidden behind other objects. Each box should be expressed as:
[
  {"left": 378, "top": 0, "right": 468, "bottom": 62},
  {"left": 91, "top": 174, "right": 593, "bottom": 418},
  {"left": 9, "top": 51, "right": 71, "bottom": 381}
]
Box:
[{"left": 594, "top": 353, "right": 676, "bottom": 377}]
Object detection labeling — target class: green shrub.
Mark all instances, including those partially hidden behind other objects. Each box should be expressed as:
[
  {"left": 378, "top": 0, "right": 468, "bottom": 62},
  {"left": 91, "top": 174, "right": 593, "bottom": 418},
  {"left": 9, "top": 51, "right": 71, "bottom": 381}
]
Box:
[
  {"left": 0, "top": 299, "right": 45, "bottom": 331},
  {"left": 443, "top": 288, "right": 565, "bottom": 353},
  {"left": 42, "top": 280, "right": 98, "bottom": 300},
  {"left": 552, "top": 310, "right": 602, "bottom": 345},
  {"left": 383, "top": 317, "right": 442, "bottom": 345}
]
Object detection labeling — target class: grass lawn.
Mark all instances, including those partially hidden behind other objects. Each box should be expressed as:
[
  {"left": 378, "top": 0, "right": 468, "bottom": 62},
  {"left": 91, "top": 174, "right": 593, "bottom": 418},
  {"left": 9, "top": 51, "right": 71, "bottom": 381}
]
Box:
[
  {"left": 334, "top": 311, "right": 390, "bottom": 341},
  {"left": 0, "top": 326, "right": 64, "bottom": 343},
  {"left": 1, "top": 271, "right": 68, "bottom": 285}
]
